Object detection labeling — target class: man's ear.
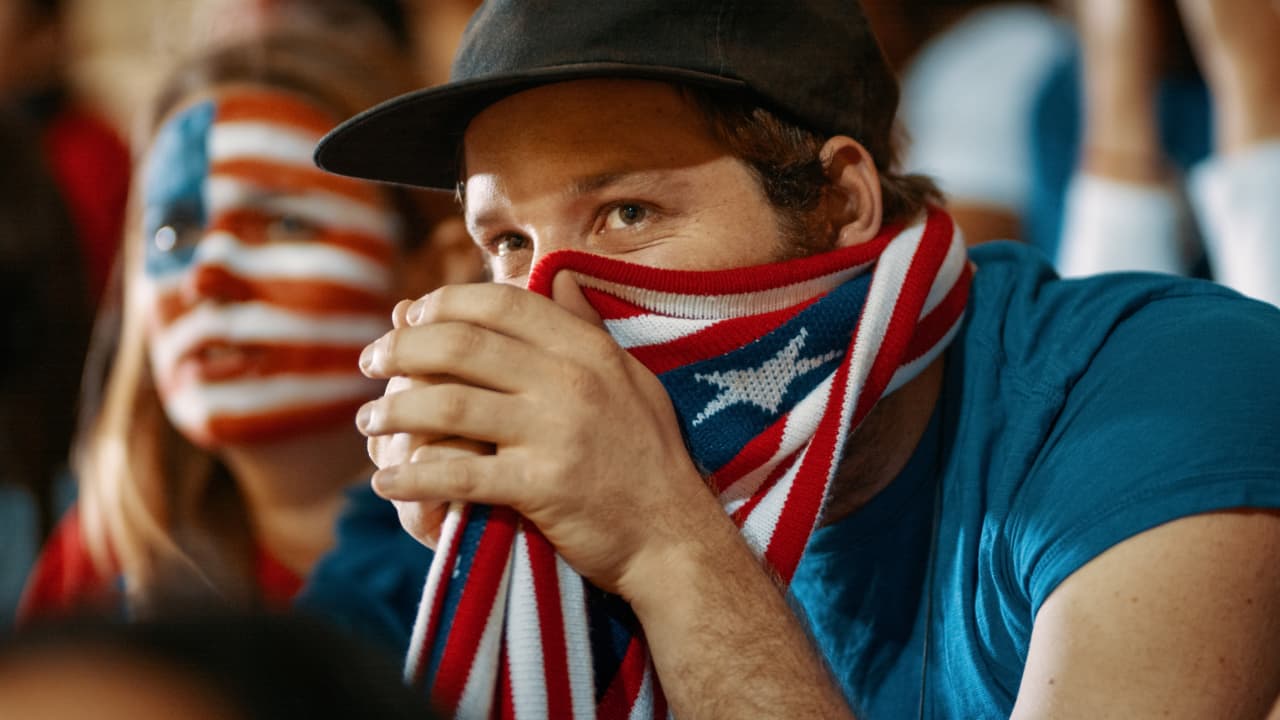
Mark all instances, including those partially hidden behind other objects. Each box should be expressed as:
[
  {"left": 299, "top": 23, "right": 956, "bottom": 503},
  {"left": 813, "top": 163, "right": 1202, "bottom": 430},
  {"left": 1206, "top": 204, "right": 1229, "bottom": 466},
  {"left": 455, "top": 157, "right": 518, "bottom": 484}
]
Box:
[
  {"left": 395, "top": 216, "right": 487, "bottom": 299},
  {"left": 820, "top": 136, "right": 883, "bottom": 249}
]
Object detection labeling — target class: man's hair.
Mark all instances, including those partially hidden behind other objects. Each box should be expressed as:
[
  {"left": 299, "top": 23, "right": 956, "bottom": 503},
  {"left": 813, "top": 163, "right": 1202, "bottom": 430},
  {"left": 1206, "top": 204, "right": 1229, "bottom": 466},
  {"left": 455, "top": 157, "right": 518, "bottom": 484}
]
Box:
[{"left": 683, "top": 86, "right": 941, "bottom": 257}]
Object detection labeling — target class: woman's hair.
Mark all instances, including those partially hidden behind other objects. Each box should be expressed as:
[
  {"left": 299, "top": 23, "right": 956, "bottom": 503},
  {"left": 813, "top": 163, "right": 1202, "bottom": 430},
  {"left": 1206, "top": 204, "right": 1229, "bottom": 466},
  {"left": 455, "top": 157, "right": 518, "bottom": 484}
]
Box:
[{"left": 76, "top": 29, "right": 421, "bottom": 614}]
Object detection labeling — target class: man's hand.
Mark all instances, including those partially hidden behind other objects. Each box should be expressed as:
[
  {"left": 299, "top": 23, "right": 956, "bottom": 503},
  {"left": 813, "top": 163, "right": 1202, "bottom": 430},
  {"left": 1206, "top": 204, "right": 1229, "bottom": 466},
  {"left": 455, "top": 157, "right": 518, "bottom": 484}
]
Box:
[
  {"left": 356, "top": 275, "right": 720, "bottom": 598},
  {"left": 358, "top": 275, "right": 856, "bottom": 718}
]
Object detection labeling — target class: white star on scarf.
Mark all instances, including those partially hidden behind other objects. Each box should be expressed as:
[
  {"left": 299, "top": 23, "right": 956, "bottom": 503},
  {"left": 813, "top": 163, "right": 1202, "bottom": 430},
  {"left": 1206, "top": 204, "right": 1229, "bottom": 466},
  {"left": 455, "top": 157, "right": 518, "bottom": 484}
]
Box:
[{"left": 691, "top": 328, "right": 841, "bottom": 426}]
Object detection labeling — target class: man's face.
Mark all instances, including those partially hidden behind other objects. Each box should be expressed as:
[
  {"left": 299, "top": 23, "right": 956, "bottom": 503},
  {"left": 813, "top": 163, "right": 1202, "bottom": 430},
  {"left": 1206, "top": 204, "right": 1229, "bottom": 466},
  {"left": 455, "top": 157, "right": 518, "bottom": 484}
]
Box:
[
  {"left": 462, "top": 79, "right": 793, "bottom": 286},
  {"left": 139, "top": 86, "right": 399, "bottom": 447}
]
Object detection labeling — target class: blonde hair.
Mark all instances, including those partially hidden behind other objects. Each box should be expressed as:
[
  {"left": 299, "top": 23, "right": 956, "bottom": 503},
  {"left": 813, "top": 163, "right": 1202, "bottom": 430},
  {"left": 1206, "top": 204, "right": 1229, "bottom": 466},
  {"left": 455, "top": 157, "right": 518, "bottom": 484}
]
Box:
[{"left": 77, "top": 30, "right": 420, "bottom": 613}]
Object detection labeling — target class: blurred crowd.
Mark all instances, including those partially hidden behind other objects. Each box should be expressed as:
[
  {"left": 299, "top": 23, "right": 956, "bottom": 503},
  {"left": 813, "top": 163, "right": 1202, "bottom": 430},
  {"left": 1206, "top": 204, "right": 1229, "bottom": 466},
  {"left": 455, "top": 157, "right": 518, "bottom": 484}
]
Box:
[{"left": 0, "top": 0, "right": 1276, "bottom": 715}]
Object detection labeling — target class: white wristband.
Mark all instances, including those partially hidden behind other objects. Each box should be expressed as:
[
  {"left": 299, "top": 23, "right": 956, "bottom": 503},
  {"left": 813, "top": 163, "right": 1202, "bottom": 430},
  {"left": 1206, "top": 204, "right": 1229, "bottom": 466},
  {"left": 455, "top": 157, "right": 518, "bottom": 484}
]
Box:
[
  {"left": 1190, "top": 141, "right": 1280, "bottom": 308},
  {"left": 1057, "top": 172, "right": 1192, "bottom": 278}
]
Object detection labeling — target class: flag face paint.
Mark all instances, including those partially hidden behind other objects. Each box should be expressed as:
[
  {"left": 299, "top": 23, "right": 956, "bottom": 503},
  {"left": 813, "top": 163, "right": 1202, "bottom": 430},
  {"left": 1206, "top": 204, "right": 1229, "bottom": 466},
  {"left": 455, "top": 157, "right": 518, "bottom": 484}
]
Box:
[{"left": 140, "top": 89, "right": 400, "bottom": 447}]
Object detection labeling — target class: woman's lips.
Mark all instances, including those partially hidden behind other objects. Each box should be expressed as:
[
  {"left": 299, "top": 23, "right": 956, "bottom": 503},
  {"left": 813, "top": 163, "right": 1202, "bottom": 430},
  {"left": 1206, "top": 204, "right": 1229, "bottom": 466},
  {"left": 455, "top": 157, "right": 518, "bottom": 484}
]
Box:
[{"left": 176, "top": 341, "right": 262, "bottom": 382}]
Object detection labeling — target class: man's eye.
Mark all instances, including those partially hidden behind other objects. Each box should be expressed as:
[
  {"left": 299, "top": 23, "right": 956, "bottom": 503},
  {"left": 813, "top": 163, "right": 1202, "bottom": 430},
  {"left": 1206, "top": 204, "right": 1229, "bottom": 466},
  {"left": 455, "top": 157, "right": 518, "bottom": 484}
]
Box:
[
  {"left": 604, "top": 204, "right": 648, "bottom": 230},
  {"left": 494, "top": 235, "right": 530, "bottom": 257},
  {"left": 268, "top": 214, "right": 317, "bottom": 241}
]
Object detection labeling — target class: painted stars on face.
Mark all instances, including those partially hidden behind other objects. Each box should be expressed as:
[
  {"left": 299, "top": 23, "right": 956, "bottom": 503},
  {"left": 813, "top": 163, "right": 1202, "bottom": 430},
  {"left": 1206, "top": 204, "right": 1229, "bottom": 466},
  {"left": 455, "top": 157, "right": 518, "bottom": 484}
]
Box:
[{"left": 139, "top": 87, "right": 403, "bottom": 448}]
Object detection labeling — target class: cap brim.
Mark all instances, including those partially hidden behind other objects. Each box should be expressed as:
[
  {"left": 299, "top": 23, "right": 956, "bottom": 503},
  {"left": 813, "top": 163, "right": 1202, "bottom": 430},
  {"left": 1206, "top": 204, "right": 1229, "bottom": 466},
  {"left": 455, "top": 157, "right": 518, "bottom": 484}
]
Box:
[{"left": 314, "top": 62, "right": 748, "bottom": 191}]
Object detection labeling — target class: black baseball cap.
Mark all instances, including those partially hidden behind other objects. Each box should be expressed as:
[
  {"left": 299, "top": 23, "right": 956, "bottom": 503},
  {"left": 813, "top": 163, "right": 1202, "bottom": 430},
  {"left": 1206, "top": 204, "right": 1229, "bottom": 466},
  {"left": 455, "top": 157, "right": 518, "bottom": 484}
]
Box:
[{"left": 314, "top": 0, "right": 897, "bottom": 191}]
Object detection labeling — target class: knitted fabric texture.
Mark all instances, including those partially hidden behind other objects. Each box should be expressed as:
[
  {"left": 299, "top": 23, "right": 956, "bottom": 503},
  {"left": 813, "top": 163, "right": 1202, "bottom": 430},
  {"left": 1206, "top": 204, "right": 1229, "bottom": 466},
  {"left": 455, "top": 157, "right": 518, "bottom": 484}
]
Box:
[{"left": 405, "top": 207, "right": 971, "bottom": 718}]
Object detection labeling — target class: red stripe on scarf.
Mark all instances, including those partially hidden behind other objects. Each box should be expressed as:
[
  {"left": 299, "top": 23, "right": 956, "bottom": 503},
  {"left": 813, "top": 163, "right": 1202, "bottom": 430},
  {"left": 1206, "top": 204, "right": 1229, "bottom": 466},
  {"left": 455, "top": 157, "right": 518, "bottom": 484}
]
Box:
[
  {"left": 498, "top": 643, "right": 516, "bottom": 720},
  {"left": 851, "top": 209, "right": 955, "bottom": 424},
  {"left": 729, "top": 445, "right": 804, "bottom": 526},
  {"left": 711, "top": 412, "right": 789, "bottom": 494},
  {"left": 527, "top": 531, "right": 574, "bottom": 718},
  {"left": 582, "top": 287, "right": 648, "bottom": 320},
  {"left": 410, "top": 504, "right": 471, "bottom": 687},
  {"left": 764, "top": 357, "right": 853, "bottom": 580},
  {"left": 531, "top": 225, "right": 903, "bottom": 297},
  {"left": 628, "top": 296, "right": 823, "bottom": 375},
  {"left": 432, "top": 507, "right": 519, "bottom": 709},
  {"left": 598, "top": 637, "right": 651, "bottom": 718},
  {"left": 904, "top": 263, "right": 972, "bottom": 365}
]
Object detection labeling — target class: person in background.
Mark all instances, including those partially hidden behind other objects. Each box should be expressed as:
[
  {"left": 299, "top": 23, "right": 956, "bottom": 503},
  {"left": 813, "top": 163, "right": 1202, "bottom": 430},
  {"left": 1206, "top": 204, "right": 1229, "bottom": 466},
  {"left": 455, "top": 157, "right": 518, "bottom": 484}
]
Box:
[
  {"left": 194, "top": 0, "right": 414, "bottom": 58},
  {"left": 0, "top": 612, "right": 437, "bottom": 719},
  {"left": 0, "top": 0, "right": 130, "bottom": 306},
  {"left": 404, "top": 0, "right": 482, "bottom": 86},
  {"left": 18, "top": 28, "right": 478, "bottom": 654},
  {"left": 889, "top": 0, "right": 1073, "bottom": 246},
  {"left": 1053, "top": 0, "right": 1280, "bottom": 308},
  {"left": 0, "top": 109, "right": 91, "bottom": 626}
]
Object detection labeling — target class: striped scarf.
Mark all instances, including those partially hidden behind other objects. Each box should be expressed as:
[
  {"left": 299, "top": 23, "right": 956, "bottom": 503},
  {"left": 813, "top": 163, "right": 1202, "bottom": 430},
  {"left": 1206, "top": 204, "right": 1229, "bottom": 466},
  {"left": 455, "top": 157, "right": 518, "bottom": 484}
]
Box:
[{"left": 406, "top": 207, "right": 970, "bottom": 718}]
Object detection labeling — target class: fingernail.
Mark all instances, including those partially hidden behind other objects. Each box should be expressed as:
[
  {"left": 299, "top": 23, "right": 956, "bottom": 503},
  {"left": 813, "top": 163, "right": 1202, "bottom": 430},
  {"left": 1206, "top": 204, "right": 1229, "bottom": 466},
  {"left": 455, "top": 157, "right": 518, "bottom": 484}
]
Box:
[
  {"left": 372, "top": 468, "right": 398, "bottom": 494},
  {"left": 358, "top": 343, "right": 376, "bottom": 374},
  {"left": 392, "top": 299, "right": 413, "bottom": 328},
  {"left": 356, "top": 402, "right": 375, "bottom": 432}
]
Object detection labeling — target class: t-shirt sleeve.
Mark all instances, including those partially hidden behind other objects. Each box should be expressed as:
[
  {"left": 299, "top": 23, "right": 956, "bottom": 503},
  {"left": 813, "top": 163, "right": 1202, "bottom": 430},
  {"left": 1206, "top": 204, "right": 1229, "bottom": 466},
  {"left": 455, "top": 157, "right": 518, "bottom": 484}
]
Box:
[{"left": 1007, "top": 291, "right": 1280, "bottom": 616}]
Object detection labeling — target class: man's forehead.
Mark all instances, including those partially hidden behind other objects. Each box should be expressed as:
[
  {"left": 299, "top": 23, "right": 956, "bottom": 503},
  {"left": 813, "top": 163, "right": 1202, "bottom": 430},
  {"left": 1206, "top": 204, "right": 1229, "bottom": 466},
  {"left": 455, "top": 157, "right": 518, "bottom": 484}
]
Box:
[{"left": 460, "top": 79, "right": 728, "bottom": 199}]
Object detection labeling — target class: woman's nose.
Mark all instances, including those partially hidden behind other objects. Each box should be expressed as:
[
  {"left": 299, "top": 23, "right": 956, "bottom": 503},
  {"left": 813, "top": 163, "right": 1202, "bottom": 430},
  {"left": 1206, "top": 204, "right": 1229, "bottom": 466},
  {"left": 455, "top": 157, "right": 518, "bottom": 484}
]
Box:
[{"left": 183, "top": 260, "right": 253, "bottom": 305}]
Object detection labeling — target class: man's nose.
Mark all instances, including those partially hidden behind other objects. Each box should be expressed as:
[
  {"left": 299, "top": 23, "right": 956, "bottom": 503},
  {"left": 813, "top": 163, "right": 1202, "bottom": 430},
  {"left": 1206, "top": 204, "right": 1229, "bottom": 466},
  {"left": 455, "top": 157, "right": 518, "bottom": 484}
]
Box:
[{"left": 520, "top": 230, "right": 576, "bottom": 287}]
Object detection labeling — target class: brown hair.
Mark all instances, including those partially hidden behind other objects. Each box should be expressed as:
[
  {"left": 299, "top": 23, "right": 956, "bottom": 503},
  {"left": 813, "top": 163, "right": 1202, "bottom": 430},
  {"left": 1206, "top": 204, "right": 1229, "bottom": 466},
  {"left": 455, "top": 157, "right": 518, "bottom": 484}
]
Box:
[
  {"left": 77, "top": 30, "right": 421, "bottom": 614},
  {"left": 683, "top": 86, "right": 941, "bottom": 257}
]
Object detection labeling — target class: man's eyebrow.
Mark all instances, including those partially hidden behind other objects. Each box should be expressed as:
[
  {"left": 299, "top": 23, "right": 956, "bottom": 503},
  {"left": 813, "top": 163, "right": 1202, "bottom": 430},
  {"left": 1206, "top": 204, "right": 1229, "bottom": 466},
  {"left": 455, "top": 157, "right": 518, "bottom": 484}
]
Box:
[
  {"left": 466, "top": 169, "right": 672, "bottom": 234},
  {"left": 565, "top": 169, "right": 664, "bottom": 198}
]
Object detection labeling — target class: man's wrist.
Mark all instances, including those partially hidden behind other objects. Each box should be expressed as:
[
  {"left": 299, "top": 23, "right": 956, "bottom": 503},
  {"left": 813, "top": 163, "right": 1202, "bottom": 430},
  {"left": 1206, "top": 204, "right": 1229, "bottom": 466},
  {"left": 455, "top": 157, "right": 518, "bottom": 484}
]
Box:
[{"left": 618, "top": 502, "right": 760, "bottom": 619}]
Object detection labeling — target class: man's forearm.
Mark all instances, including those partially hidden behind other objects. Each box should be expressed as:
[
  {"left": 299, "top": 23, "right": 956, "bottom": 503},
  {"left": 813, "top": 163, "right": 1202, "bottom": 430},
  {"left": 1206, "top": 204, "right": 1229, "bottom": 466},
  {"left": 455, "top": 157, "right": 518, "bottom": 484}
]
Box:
[{"left": 622, "top": 511, "right": 856, "bottom": 720}]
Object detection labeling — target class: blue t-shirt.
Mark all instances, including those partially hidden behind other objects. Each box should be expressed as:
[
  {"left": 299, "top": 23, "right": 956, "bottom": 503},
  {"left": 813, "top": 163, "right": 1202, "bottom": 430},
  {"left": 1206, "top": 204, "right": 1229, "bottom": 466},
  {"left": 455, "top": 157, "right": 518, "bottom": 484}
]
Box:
[
  {"left": 295, "top": 484, "right": 434, "bottom": 658},
  {"left": 791, "top": 241, "right": 1280, "bottom": 718}
]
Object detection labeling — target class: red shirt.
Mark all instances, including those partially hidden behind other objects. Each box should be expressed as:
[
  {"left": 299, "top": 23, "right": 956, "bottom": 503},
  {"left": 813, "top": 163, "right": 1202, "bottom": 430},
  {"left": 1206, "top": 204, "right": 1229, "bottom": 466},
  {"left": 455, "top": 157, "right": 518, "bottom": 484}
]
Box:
[
  {"left": 40, "top": 104, "right": 130, "bottom": 304},
  {"left": 18, "top": 509, "right": 303, "bottom": 625}
]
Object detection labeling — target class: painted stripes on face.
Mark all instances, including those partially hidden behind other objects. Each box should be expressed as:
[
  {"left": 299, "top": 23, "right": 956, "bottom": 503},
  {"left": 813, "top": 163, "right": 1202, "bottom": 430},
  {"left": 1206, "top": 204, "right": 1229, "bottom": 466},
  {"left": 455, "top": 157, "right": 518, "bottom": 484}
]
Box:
[{"left": 140, "top": 87, "right": 401, "bottom": 447}]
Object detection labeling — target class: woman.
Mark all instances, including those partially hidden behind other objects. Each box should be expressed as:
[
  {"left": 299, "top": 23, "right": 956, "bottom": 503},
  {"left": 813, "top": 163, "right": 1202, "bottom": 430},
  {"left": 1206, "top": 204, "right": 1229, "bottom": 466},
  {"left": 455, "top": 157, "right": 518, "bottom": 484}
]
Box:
[{"left": 19, "top": 28, "right": 476, "bottom": 622}]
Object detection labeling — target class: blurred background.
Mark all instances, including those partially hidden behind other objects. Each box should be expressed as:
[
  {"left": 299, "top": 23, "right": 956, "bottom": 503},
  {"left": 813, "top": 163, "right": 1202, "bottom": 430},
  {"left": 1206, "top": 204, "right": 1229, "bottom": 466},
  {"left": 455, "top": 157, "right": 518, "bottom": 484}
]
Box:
[{"left": 31, "top": 0, "right": 476, "bottom": 134}]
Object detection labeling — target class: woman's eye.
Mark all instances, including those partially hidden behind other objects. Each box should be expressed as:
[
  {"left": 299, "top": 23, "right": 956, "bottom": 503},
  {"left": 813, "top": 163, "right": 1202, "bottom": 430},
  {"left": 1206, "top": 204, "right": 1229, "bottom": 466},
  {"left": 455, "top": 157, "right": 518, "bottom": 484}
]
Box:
[
  {"left": 494, "top": 235, "right": 529, "bottom": 257},
  {"left": 269, "top": 214, "right": 316, "bottom": 241},
  {"left": 604, "top": 204, "right": 648, "bottom": 230},
  {"left": 152, "top": 224, "right": 200, "bottom": 253}
]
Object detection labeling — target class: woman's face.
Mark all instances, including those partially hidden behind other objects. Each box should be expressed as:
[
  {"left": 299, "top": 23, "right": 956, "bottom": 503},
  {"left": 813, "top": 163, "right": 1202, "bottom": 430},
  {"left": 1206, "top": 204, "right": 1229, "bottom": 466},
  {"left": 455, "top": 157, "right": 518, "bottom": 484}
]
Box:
[{"left": 138, "top": 86, "right": 400, "bottom": 448}]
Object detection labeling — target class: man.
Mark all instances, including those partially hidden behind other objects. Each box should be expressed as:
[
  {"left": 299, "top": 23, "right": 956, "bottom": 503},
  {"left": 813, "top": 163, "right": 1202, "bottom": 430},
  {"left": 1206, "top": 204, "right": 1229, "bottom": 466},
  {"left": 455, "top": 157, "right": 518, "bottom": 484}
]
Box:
[{"left": 315, "top": 1, "right": 1280, "bottom": 717}]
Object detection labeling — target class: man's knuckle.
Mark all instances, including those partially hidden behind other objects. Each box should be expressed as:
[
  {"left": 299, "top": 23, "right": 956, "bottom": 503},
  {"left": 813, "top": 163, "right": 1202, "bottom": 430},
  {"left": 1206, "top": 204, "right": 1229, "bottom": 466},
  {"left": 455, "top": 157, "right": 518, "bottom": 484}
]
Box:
[
  {"left": 434, "top": 386, "right": 469, "bottom": 426},
  {"left": 487, "top": 284, "right": 527, "bottom": 322},
  {"left": 561, "top": 362, "right": 602, "bottom": 398},
  {"left": 441, "top": 324, "right": 482, "bottom": 363},
  {"left": 446, "top": 458, "right": 479, "bottom": 497}
]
